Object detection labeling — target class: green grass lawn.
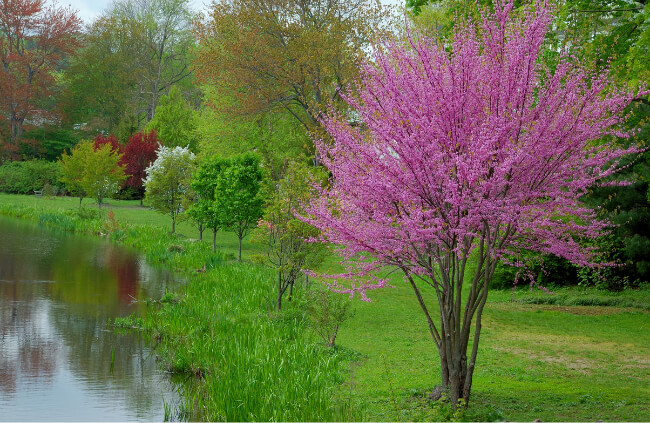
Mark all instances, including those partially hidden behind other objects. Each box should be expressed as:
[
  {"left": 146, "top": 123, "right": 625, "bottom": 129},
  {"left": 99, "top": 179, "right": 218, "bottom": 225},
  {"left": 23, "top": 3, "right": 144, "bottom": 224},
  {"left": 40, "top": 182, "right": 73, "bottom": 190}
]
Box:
[
  {"left": 335, "top": 275, "right": 650, "bottom": 421},
  {"left": 1, "top": 193, "right": 648, "bottom": 421}
]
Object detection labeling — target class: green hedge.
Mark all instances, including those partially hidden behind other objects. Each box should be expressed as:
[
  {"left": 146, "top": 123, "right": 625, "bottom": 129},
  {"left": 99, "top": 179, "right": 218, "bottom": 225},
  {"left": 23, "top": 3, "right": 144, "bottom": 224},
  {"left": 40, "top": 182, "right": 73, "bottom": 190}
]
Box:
[{"left": 0, "top": 160, "right": 64, "bottom": 195}]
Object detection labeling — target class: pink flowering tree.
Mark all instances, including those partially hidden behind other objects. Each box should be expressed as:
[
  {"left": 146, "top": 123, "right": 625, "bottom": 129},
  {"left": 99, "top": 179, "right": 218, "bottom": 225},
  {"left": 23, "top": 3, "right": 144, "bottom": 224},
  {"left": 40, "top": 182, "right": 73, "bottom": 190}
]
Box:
[{"left": 302, "top": 0, "right": 641, "bottom": 407}]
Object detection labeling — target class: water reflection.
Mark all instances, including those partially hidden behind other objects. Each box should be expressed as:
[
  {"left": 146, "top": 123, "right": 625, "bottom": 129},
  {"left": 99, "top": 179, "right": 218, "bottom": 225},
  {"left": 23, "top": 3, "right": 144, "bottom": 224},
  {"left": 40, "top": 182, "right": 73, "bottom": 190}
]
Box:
[{"left": 0, "top": 216, "right": 181, "bottom": 421}]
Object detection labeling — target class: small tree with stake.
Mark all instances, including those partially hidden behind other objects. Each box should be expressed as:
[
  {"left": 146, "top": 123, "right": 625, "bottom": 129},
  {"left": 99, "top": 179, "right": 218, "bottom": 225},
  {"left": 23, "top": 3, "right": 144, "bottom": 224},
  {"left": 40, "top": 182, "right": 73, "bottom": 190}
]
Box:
[{"left": 302, "top": 0, "right": 643, "bottom": 408}]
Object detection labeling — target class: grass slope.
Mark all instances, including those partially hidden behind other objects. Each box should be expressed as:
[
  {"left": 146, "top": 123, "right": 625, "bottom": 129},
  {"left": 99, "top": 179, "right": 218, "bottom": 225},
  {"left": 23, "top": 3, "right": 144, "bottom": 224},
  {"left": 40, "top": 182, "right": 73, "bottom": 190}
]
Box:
[{"left": 1, "top": 193, "right": 648, "bottom": 421}]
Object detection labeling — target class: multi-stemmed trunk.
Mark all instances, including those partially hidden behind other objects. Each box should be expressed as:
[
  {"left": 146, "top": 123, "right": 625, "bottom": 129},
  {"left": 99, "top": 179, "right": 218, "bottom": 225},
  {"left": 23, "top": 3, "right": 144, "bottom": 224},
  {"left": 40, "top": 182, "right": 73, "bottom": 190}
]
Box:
[{"left": 404, "top": 230, "right": 503, "bottom": 408}]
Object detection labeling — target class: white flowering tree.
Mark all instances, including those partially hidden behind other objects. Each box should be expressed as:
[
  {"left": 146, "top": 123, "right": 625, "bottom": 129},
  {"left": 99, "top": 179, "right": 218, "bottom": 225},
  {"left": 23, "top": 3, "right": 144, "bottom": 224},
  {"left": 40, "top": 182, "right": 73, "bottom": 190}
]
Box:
[{"left": 144, "top": 145, "right": 196, "bottom": 233}]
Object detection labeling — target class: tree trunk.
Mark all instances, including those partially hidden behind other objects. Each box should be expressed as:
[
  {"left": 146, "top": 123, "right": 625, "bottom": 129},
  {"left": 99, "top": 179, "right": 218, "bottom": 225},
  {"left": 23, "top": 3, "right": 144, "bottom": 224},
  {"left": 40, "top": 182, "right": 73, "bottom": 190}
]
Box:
[
  {"left": 198, "top": 222, "right": 203, "bottom": 241},
  {"left": 212, "top": 227, "right": 217, "bottom": 252},
  {"left": 238, "top": 235, "right": 242, "bottom": 261},
  {"left": 171, "top": 213, "right": 176, "bottom": 233},
  {"left": 404, "top": 262, "right": 491, "bottom": 410},
  {"left": 328, "top": 325, "right": 339, "bottom": 347},
  {"left": 277, "top": 270, "right": 283, "bottom": 311},
  {"left": 10, "top": 115, "right": 24, "bottom": 145}
]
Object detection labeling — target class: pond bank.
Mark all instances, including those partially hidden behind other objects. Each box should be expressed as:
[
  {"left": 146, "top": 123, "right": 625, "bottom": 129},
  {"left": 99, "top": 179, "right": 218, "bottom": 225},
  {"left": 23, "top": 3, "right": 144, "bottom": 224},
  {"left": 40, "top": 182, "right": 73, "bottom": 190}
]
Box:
[{"left": 0, "top": 196, "right": 359, "bottom": 421}]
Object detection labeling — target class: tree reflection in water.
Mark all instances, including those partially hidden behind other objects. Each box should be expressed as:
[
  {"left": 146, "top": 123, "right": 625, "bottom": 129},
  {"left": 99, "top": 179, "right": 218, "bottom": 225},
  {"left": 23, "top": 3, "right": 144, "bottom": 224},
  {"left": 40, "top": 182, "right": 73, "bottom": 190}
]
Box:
[{"left": 0, "top": 217, "right": 181, "bottom": 421}]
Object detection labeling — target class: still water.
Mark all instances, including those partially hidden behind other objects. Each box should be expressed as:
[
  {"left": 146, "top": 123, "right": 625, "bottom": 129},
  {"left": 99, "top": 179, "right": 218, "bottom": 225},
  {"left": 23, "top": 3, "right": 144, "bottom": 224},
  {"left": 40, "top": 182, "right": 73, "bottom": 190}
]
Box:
[{"left": 0, "top": 216, "right": 181, "bottom": 421}]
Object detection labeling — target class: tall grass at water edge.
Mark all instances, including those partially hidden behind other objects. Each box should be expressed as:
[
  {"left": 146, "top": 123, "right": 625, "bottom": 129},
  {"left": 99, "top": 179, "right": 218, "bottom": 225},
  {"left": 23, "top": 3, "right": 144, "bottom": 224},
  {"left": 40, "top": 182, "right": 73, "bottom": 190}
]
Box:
[
  {"left": 139, "top": 262, "right": 357, "bottom": 421},
  {"left": 0, "top": 200, "right": 359, "bottom": 421}
]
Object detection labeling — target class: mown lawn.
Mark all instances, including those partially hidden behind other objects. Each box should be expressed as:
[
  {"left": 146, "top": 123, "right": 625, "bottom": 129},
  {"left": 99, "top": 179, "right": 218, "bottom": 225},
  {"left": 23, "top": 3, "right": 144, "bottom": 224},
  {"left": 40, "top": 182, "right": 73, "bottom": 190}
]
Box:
[
  {"left": 336, "top": 275, "right": 650, "bottom": 421},
  {"left": 1, "top": 193, "right": 648, "bottom": 421}
]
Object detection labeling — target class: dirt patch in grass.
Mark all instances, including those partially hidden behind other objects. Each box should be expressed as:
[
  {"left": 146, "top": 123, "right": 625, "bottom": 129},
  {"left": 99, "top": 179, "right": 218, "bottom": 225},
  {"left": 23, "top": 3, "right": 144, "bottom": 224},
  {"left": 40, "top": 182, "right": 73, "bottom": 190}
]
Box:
[
  {"left": 488, "top": 302, "right": 645, "bottom": 316},
  {"left": 490, "top": 345, "right": 598, "bottom": 374}
]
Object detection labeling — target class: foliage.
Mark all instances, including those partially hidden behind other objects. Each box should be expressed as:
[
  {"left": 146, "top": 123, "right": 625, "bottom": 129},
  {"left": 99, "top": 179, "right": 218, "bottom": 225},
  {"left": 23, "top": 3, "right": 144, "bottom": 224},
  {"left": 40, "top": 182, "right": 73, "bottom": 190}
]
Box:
[
  {"left": 196, "top": 90, "right": 310, "bottom": 181},
  {"left": 0, "top": 0, "right": 81, "bottom": 154},
  {"left": 0, "top": 160, "right": 63, "bottom": 194},
  {"left": 189, "top": 155, "right": 229, "bottom": 250},
  {"left": 146, "top": 86, "right": 198, "bottom": 151},
  {"left": 303, "top": 0, "right": 640, "bottom": 407},
  {"left": 144, "top": 144, "right": 196, "bottom": 233},
  {"left": 60, "top": 0, "right": 194, "bottom": 133},
  {"left": 255, "top": 160, "right": 328, "bottom": 310},
  {"left": 194, "top": 0, "right": 393, "bottom": 139},
  {"left": 59, "top": 140, "right": 127, "bottom": 208},
  {"left": 19, "top": 127, "right": 82, "bottom": 161},
  {"left": 58, "top": 140, "right": 87, "bottom": 200},
  {"left": 305, "top": 285, "right": 353, "bottom": 347},
  {"left": 123, "top": 130, "right": 160, "bottom": 199},
  {"left": 94, "top": 133, "right": 122, "bottom": 154},
  {"left": 491, "top": 253, "right": 578, "bottom": 290},
  {"left": 213, "top": 153, "right": 264, "bottom": 261},
  {"left": 59, "top": 15, "right": 144, "bottom": 133}
]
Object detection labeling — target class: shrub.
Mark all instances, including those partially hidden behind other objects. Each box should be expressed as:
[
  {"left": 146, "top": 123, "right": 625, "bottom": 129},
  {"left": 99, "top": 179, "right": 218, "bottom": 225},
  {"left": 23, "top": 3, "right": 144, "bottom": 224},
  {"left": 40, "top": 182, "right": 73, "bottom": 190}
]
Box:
[
  {"left": 305, "top": 285, "right": 354, "bottom": 347},
  {"left": 0, "top": 160, "right": 63, "bottom": 194},
  {"left": 491, "top": 254, "right": 578, "bottom": 290}
]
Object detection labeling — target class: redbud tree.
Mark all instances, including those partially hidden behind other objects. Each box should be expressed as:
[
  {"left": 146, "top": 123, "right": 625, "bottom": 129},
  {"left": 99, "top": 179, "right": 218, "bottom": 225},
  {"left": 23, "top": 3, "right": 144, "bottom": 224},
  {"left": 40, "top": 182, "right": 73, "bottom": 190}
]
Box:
[{"left": 303, "top": 0, "right": 640, "bottom": 407}]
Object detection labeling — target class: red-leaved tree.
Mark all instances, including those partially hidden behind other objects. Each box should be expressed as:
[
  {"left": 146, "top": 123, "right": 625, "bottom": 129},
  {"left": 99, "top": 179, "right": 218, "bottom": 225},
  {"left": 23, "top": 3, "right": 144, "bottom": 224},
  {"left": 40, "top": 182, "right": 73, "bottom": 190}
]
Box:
[
  {"left": 123, "top": 130, "right": 159, "bottom": 203},
  {"left": 303, "top": 0, "right": 641, "bottom": 407},
  {"left": 93, "top": 133, "right": 122, "bottom": 154},
  {"left": 0, "top": 0, "right": 81, "bottom": 153}
]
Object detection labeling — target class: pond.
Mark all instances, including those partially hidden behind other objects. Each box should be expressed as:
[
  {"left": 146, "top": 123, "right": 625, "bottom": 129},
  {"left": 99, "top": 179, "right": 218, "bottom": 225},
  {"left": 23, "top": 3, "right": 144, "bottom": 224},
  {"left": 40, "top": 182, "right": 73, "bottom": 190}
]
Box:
[{"left": 0, "top": 216, "right": 181, "bottom": 421}]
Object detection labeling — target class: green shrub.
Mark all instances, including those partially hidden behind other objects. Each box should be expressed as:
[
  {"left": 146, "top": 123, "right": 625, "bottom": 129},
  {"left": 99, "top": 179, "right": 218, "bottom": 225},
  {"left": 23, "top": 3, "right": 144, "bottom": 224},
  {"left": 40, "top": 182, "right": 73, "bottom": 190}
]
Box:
[
  {"left": 305, "top": 285, "right": 354, "bottom": 347},
  {"left": 491, "top": 254, "right": 578, "bottom": 290},
  {"left": 0, "top": 160, "right": 63, "bottom": 194}
]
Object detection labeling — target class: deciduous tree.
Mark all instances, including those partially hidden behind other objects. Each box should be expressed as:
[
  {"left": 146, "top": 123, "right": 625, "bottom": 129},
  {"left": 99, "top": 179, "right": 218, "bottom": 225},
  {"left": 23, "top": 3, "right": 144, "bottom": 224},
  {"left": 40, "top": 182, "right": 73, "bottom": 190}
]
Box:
[
  {"left": 146, "top": 86, "right": 198, "bottom": 150},
  {"left": 111, "top": 0, "right": 194, "bottom": 120},
  {"left": 59, "top": 140, "right": 127, "bottom": 208},
  {"left": 60, "top": 0, "right": 194, "bottom": 134},
  {"left": 0, "top": 0, "right": 81, "bottom": 150},
  {"left": 123, "top": 130, "right": 159, "bottom": 204},
  {"left": 190, "top": 155, "right": 228, "bottom": 251},
  {"left": 59, "top": 141, "right": 86, "bottom": 204},
  {"left": 93, "top": 133, "right": 122, "bottom": 154},
  {"left": 194, "top": 0, "right": 392, "bottom": 138},
  {"left": 303, "top": 0, "right": 641, "bottom": 407},
  {"left": 255, "top": 160, "right": 327, "bottom": 310},
  {"left": 214, "top": 153, "right": 264, "bottom": 261},
  {"left": 144, "top": 144, "right": 195, "bottom": 233}
]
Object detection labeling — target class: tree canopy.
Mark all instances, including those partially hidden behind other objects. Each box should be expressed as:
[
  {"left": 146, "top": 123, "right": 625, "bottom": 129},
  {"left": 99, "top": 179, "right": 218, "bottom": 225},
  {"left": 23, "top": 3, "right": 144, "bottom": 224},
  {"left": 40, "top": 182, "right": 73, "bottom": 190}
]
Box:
[{"left": 0, "top": 0, "right": 81, "bottom": 157}]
